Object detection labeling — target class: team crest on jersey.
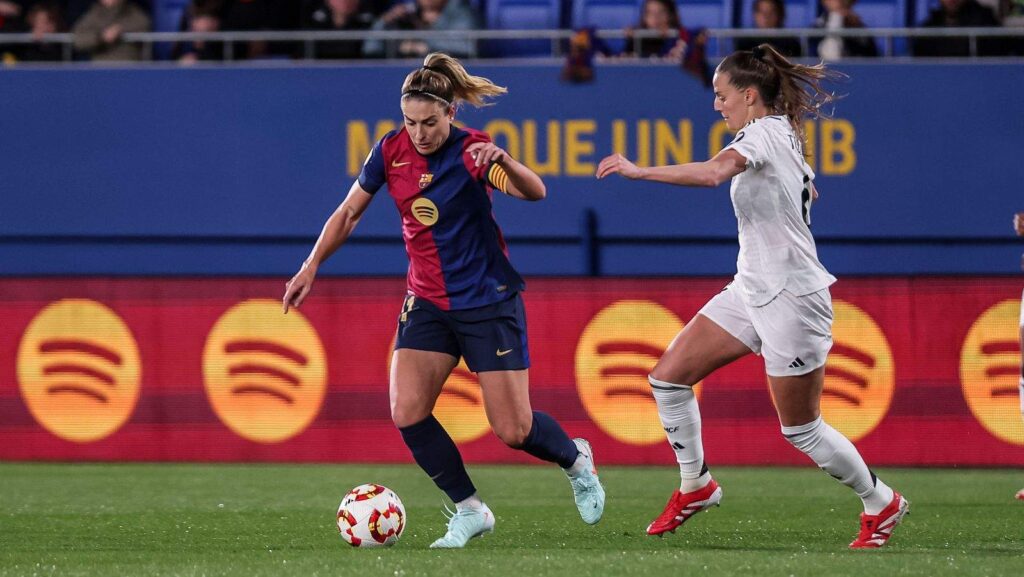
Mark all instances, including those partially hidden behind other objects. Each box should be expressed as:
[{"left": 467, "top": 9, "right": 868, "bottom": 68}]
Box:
[
  {"left": 418, "top": 173, "right": 434, "bottom": 189},
  {"left": 411, "top": 197, "right": 439, "bottom": 226}
]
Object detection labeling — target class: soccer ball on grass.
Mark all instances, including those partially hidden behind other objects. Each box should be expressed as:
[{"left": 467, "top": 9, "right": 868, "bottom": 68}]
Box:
[{"left": 336, "top": 483, "right": 406, "bottom": 547}]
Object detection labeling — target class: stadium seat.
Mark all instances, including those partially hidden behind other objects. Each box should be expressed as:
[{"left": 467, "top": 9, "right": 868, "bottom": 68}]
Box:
[
  {"left": 153, "top": 0, "right": 189, "bottom": 33},
  {"left": 153, "top": 0, "right": 190, "bottom": 60},
  {"left": 914, "top": 0, "right": 939, "bottom": 25},
  {"left": 854, "top": 0, "right": 909, "bottom": 55},
  {"left": 676, "top": 0, "right": 734, "bottom": 55},
  {"left": 485, "top": 0, "right": 564, "bottom": 56},
  {"left": 570, "top": 0, "right": 644, "bottom": 53}
]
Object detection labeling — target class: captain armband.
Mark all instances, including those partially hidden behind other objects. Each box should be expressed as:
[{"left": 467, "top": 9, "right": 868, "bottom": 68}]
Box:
[{"left": 487, "top": 163, "right": 511, "bottom": 194}]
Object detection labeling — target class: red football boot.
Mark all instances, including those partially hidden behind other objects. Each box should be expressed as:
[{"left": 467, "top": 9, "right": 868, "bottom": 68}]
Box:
[
  {"left": 849, "top": 492, "right": 910, "bottom": 549},
  {"left": 646, "top": 479, "right": 722, "bottom": 536},
  {"left": 1015, "top": 488, "right": 1024, "bottom": 501}
]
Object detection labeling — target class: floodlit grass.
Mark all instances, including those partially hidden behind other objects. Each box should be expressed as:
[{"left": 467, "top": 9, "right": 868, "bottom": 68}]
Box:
[{"left": 1, "top": 463, "right": 1021, "bottom": 576}]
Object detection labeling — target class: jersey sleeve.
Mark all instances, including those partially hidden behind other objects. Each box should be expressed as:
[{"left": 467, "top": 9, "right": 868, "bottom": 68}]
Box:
[
  {"left": 723, "top": 122, "right": 771, "bottom": 170},
  {"left": 357, "top": 136, "right": 388, "bottom": 194},
  {"left": 803, "top": 156, "right": 816, "bottom": 182}
]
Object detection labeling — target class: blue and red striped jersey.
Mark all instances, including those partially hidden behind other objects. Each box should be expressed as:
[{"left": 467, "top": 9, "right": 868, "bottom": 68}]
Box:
[{"left": 358, "top": 125, "right": 525, "bottom": 311}]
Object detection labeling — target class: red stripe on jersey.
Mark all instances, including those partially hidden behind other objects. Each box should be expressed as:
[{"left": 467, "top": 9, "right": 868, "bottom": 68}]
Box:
[
  {"left": 403, "top": 219, "right": 449, "bottom": 309},
  {"left": 384, "top": 130, "right": 450, "bottom": 309}
]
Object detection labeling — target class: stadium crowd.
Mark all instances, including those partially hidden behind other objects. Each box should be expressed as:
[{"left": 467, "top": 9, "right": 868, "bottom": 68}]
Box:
[{"left": 0, "top": 0, "right": 1022, "bottom": 62}]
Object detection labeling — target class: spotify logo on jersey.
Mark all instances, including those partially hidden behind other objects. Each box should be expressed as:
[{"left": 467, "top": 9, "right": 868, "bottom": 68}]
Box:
[
  {"left": 411, "top": 198, "right": 439, "bottom": 226},
  {"left": 575, "top": 300, "right": 700, "bottom": 445},
  {"left": 17, "top": 299, "right": 141, "bottom": 443},
  {"left": 820, "top": 301, "right": 895, "bottom": 443},
  {"left": 203, "top": 300, "right": 327, "bottom": 443},
  {"left": 959, "top": 300, "right": 1024, "bottom": 445}
]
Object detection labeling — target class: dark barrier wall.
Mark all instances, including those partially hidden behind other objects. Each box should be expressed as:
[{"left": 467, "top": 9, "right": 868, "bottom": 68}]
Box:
[
  {"left": 1, "top": 278, "right": 1022, "bottom": 465},
  {"left": 1, "top": 63, "right": 1022, "bottom": 276}
]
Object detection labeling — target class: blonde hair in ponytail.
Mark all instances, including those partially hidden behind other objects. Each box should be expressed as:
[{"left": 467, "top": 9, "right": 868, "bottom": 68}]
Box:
[
  {"left": 717, "top": 44, "right": 845, "bottom": 141},
  {"left": 401, "top": 52, "right": 508, "bottom": 109}
]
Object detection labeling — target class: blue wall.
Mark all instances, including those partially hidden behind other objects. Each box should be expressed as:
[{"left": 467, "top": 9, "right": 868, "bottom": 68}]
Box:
[{"left": 1, "top": 63, "right": 1021, "bottom": 276}]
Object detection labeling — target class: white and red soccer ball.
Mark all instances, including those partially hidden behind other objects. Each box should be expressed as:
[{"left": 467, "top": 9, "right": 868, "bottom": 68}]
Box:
[{"left": 337, "top": 483, "right": 406, "bottom": 548}]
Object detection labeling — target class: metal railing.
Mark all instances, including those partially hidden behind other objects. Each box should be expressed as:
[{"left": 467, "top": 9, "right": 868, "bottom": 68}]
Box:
[{"left": 1, "top": 27, "right": 1023, "bottom": 63}]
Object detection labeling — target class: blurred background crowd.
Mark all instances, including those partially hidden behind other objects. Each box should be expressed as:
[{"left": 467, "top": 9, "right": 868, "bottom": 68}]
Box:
[{"left": 0, "top": 0, "right": 1021, "bottom": 64}]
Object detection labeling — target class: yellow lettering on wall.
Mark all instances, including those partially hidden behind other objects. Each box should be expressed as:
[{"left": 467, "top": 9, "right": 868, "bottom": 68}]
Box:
[
  {"left": 483, "top": 120, "right": 521, "bottom": 160},
  {"left": 523, "top": 120, "right": 561, "bottom": 175},
  {"left": 612, "top": 120, "right": 628, "bottom": 156},
  {"left": 346, "top": 120, "right": 397, "bottom": 177},
  {"left": 655, "top": 120, "right": 692, "bottom": 166},
  {"left": 635, "top": 120, "right": 651, "bottom": 167},
  {"left": 820, "top": 119, "right": 856, "bottom": 175},
  {"left": 565, "top": 120, "right": 597, "bottom": 176},
  {"left": 707, "top": 120, "right": 731, "bottom": 158}
]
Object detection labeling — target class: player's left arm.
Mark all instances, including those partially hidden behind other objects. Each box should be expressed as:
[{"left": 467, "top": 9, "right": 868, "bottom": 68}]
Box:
[{"left": 467, "top": 141, "right": 546, "bottom": 201}]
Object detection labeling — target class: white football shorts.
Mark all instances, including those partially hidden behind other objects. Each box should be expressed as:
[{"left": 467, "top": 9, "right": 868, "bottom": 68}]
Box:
[{"left": 698, "top": 284, "right": 834, "bottom": 377}]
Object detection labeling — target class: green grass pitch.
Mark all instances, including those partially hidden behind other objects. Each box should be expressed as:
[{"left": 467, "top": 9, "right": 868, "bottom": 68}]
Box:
[{"left": 1, "top": 463, "right": 1021, "bottom": 576}]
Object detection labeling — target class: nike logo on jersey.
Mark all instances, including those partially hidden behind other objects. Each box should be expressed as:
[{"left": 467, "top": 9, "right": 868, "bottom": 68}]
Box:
[
  {"left": 496, "top": 348, "right": 513, "bottom": 357},
  {"left": 391, "top": 160, "right": 411, "bottom": 167}
]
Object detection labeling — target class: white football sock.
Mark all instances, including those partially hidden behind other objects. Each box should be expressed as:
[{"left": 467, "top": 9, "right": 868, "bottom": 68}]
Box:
[
  {"left": 649, "top": 376, "right": 711, "bottom": 493},
  {"left": 781, "top": 416, "right": 894, "bottom": 514},
  {"left": 455, "top": 493, "right": 484, "bottom": 511}
]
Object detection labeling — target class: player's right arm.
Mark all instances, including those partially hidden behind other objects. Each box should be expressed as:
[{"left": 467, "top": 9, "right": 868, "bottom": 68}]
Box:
[
  {"left": 283, "top": 183, "right": 374, "bottom": 314},
  {"left": 596, "top": 149, "right": 746, "bottom": 188}
]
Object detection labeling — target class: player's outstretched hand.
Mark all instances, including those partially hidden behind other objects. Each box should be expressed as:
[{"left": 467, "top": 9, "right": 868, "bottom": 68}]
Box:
[
  {"left": 1014, "top": 212, "right": 1024, "bottom": 236},
  {"left": 596, "top": 153, "right": 642, "bottom": 180},
  {"left": 283, "top": 264, "right": 317, "bottom": 314},
  {"left": 467, "top": 142, "right": 508, "bottom": 168}
]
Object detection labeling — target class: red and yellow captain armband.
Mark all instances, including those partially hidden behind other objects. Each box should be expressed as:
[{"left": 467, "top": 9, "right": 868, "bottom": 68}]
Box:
[{"left": 487, "top": 163, "right": 510, "bottom": 194}]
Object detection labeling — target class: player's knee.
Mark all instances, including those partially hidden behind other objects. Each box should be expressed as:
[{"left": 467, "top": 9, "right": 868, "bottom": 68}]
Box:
[
  {"left": 649, "top": 366, "right": 701, "bottom": 389},
  {"left": 390, "top": 396, "right": 431, "bottom": 429},
  {"left": 493, "top": 420, "right": 531, "bottom": 448}
]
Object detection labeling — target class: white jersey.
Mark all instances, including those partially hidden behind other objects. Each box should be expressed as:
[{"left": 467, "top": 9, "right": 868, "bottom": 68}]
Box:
[{"left": 722, "top": 115, "right": 836, "bottom": 307}]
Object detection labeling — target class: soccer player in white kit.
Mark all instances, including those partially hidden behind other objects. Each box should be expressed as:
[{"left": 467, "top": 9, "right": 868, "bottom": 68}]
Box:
[
  {"left": 1015, "top": 212, "right": 1024, "bottom": 501},
  {"left": 596, "top": 44, "right": 908, "bottom": 548}
]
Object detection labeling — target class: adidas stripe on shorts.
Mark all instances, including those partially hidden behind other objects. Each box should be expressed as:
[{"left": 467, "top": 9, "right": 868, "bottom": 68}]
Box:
[{"left": 698, "top": 284, "right": 833, "bottom": 377}]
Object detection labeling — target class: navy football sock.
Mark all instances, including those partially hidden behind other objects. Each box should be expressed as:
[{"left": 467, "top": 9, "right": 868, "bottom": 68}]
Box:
[
  {"left": 520, "top": 411, "right": 579, "bottom": 469},
  {"left": 398, "top": 415, "right": 476, "bottom": 503}
]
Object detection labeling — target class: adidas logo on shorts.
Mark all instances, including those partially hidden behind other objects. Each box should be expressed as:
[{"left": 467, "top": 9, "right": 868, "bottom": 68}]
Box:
[{"left": 788, "top": 357, "right": 806, "bottom": 369}]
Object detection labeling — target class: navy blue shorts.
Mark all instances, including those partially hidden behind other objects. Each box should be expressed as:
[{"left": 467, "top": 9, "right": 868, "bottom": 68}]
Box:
[{"left": 394, "top": 293, "right": 530, "bottom": 373}]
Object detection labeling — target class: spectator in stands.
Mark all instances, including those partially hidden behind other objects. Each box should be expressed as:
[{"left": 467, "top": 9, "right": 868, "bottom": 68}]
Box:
[
  {"left": 623, "top": 0, "right": 701, "bottom": 60},
  {"left": 0, "top": 0, "right": 29, "bottom": 33},
  {"left": 814, "top": 0, "right": 878, "bottom": 59},
  {"left": 175, "top": 3, "right": 223, "bottom": 62},
  {"left": 19, "top": 1, "right": 66, "bottom": 61},
  {"left": 301, "top": 0, "right": 374, "bottom": 59},
  {"left": 72, "top": 0, "right": 151, "bottom": 61},
  {"left": 0, "top": 0, "right": 30, "bottom": 62},
  {"left": 619, "top": 0, "right": 710, "bottom": 85},
  {"left": 913, "top": 0, "right": 1002, "bottom": 56},
  {"left": 736, "top": 0, "right": 802, "bottom": 57},
  {"left": 363, "top": 0, "right": 480, "bottom": 59}
]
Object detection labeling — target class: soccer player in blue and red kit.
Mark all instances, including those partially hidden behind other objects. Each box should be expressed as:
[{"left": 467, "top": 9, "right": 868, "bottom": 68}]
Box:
[{"left": 282, "top": 53, "right": 605, "bottom": 548}]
